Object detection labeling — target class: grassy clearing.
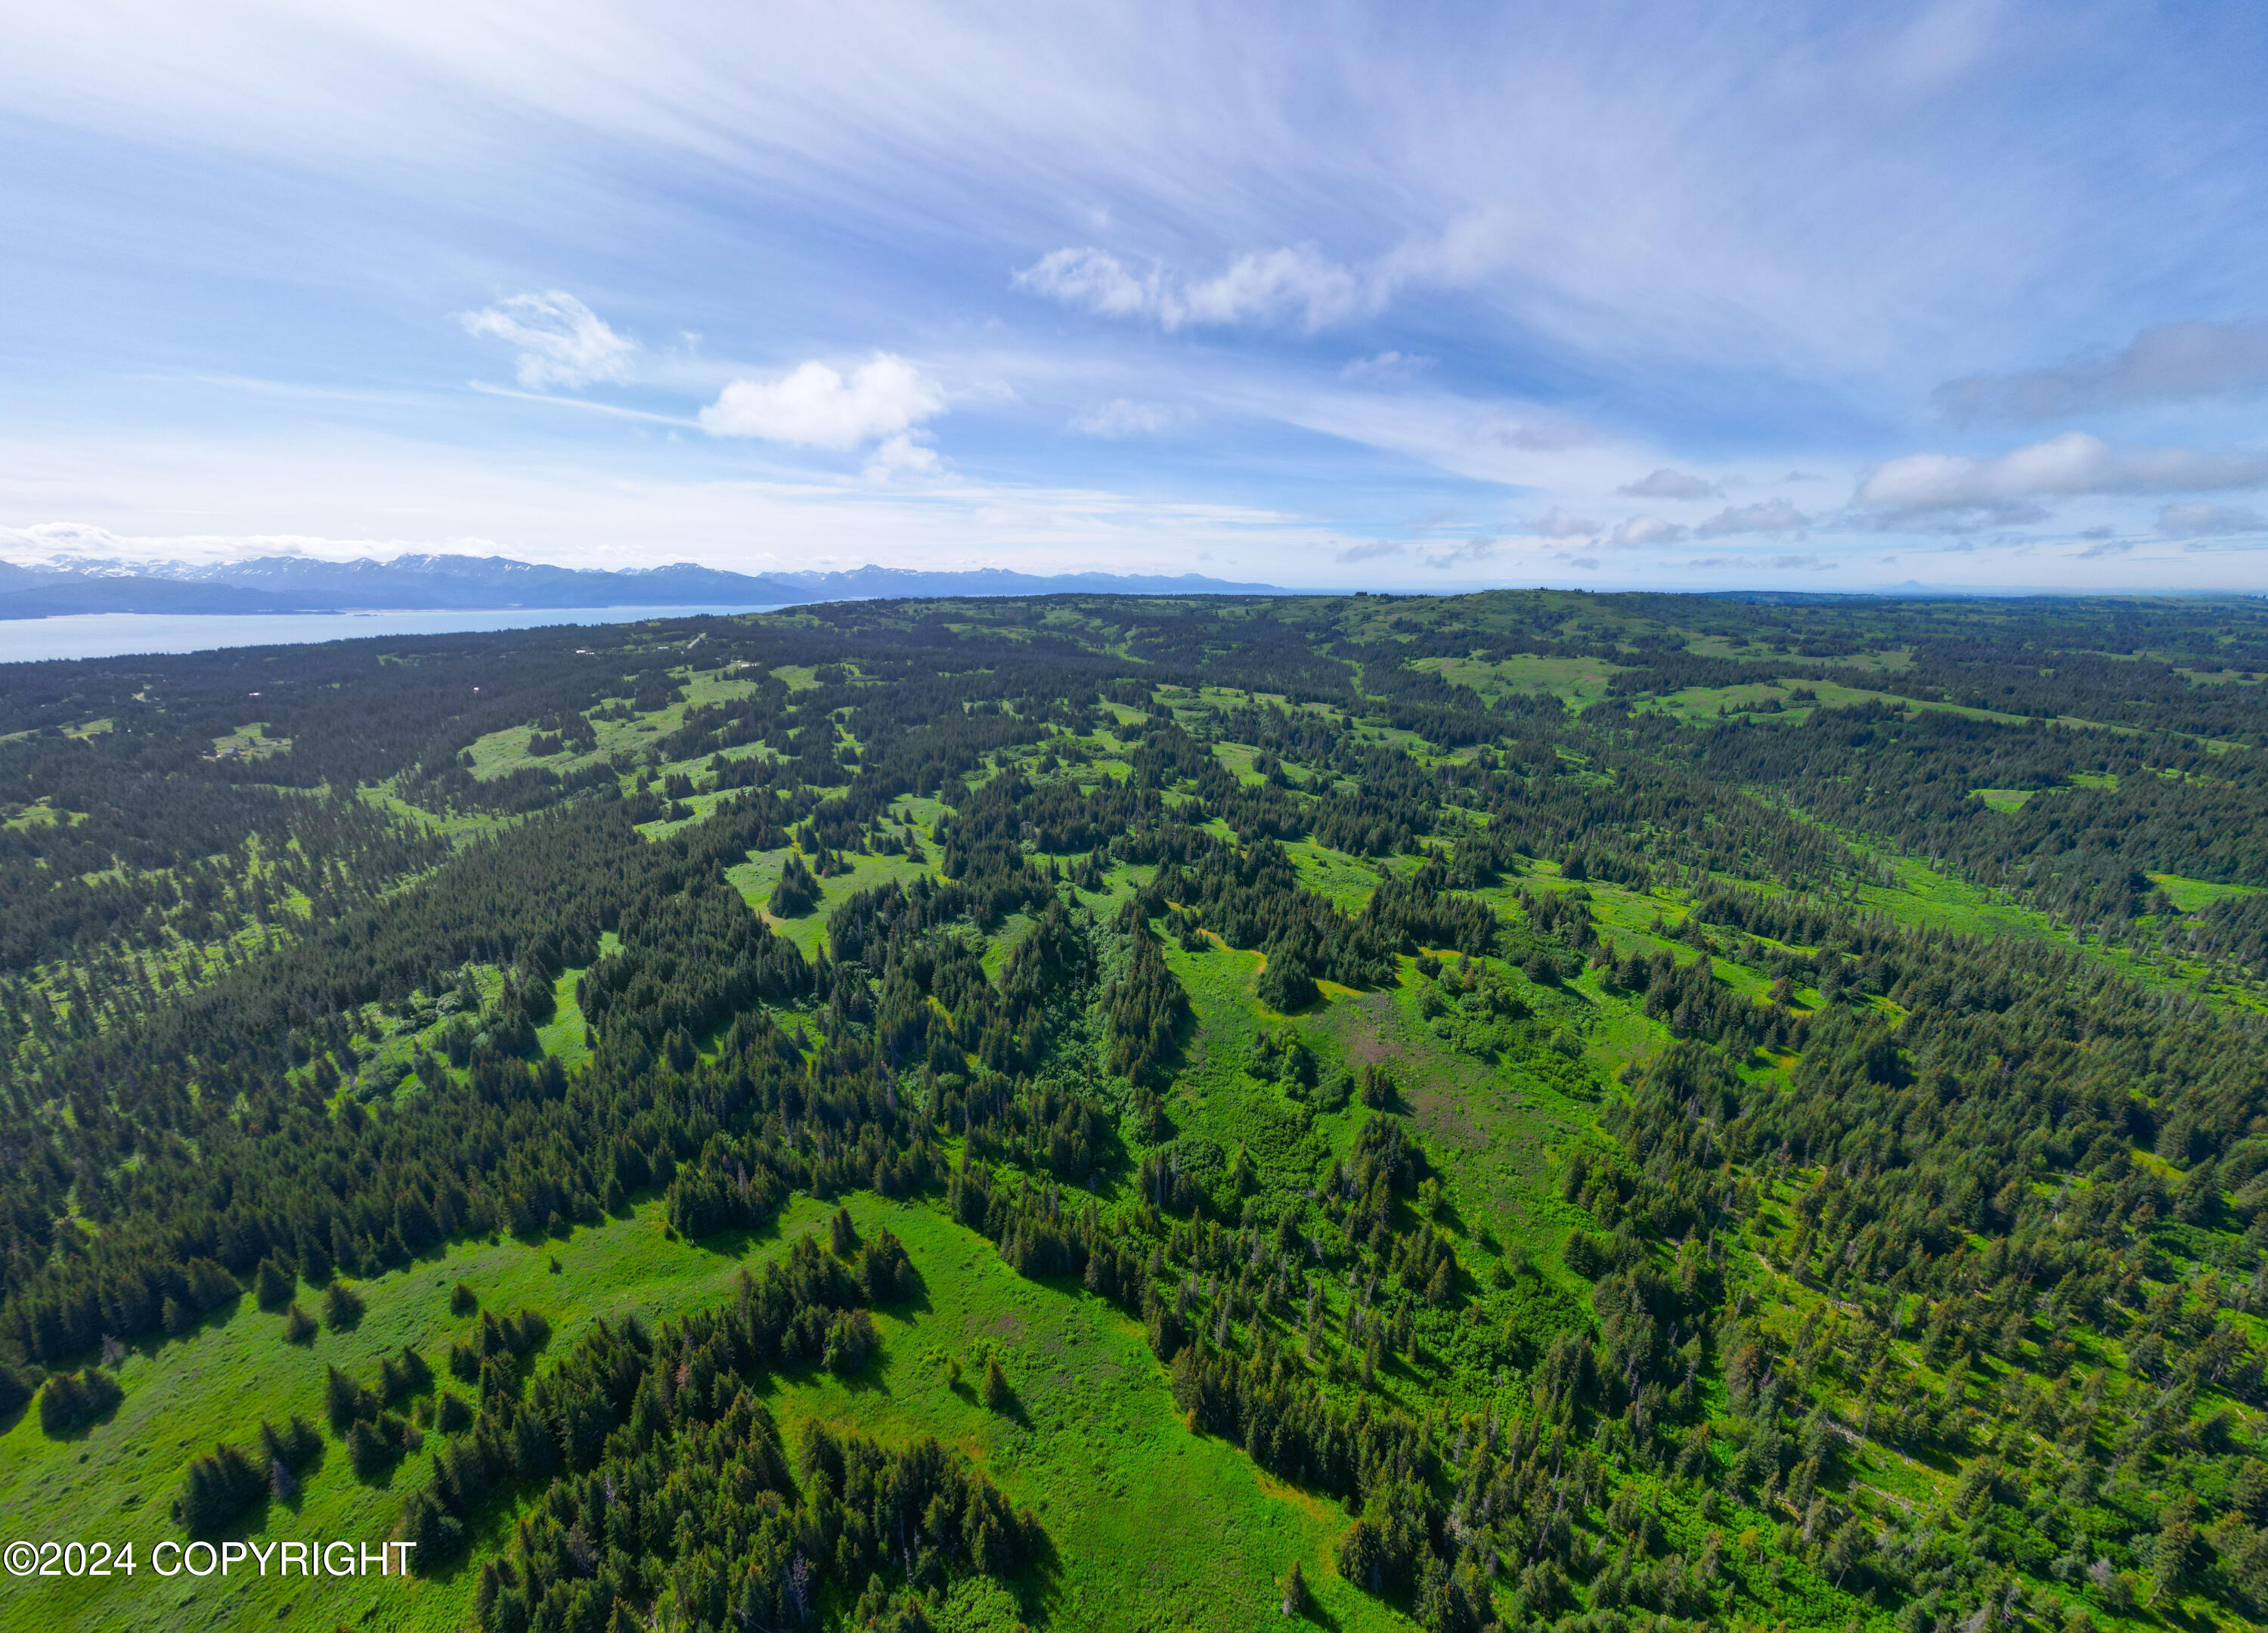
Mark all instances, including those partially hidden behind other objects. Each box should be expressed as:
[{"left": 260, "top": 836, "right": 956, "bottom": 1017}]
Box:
[
  {"left": 1161, "top": 940, "right": 1337, "bottom": 1187},
  {"left": 1848, "top": 850, "right": 2268, "bottom": 1014},
  {"left": 1156, "top": 919, "right": 1598, "bottom": 1394},
  {"left": 730, "top": 847, "right": 943, "bottom": 960},
  {"left": 1620, "top": 672, "right": 2211, "bottom": 747},
  {"left": 1, "top": 797, "right": 82, "bottom": 831},
  {"left": 363, "top": 785, "right": 510, "bottom": 844},
  {"left": 1741, "top": 804, "right": 2268, "bottom": 1011},
  {"left": 1415, "top": 654, "right": 1623, "bottom": 711},
  {"left": 460, "top": 723, "right": 552, "bottom": 782},
  {"left": 1643, "top": 678, "right": 2000, "bottom": 730},
  {"left": 782, "top": 1198, "right": 1405, "bottom": 1633},
  {"left": 533, "top": 963, "right": 595, "bottom": 1068},
  {"left": 0, "top": 1198, "right": 756, "bottom": 1633},
  {"left": 0, "top": 1153, "right": 1422, "bottom": 1633},
  {"left": 1284, "top": 839, "right": 1386, "bottom": 912},
  {"left": 1854, "top": 854, "right": 2097, "bottom": 944},
  {"left": 1356, "top": 971, "right": 1594, "bottom": 1263},
  {"left": 458, "top": 664, "right": 764, "bottom": 788},
  {"left": 2148, "top": 872, "right": 2263, "bottom": 913},
  {"left": 205, "top": 722, "right": 290, "bottom": 762}
]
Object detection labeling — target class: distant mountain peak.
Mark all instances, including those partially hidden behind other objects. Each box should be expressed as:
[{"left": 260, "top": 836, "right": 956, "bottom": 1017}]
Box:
[{"left": 0, "top": 549, "right": 1292, "bottom": 619}]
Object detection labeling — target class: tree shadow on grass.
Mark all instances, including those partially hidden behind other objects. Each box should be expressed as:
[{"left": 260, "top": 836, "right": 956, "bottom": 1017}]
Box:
[
  {"left": 876, "top": 1273, "right": 935, "bottom": 1322},
  {"left": 190, "top": 1493, "right": 274, "bottom": 1548},
  {"left": 696, "top": 1219, "right": 785, "bottom": 1260},
  {"left": 349, "top": 1440, "right": 416, "bottom": 1492},
  {"left": 1015, "top": 1517, "right": 1067, "bottom": 1628},
  {"left": 989, "top": 1394, "right": 1033, "bottom": 1430}
]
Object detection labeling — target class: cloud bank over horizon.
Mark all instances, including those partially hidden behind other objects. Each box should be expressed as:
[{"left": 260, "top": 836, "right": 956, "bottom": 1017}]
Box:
[{"left": 3, "top": 1, "right": 2266, "bottom": 593}]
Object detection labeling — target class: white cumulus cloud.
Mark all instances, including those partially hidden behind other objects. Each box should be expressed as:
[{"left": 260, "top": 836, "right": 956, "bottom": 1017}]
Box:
[
  {"left": 699, "top": 355, "right": 945, "bottom": 450},
  {"left": 1693, "top": 499, "right": 1811, "bottom": 538},
  {"left": 1856, "top": 432, "right": 2268, "bottom": 516},
  {"left": 1531, "top": 507, "right": 1600, "bottom": 538},
  {"left": 459, "top": 290, "right": 636, "bottom": 389},
  {"left": 862, "top": 434, "right": 945, "bottom": 482},
  {"left": 1937, "top": 319, "right": 2268, "bottom": 422},
  {"left": 1617, "top": 468, "right": 1721, "bottom": 500},
  {"left": 2156, "top": 501, "right": 2268, "bottom": 538},
  {"left": 1603, "top": 516, "right": 1688, "bottom": 548}
]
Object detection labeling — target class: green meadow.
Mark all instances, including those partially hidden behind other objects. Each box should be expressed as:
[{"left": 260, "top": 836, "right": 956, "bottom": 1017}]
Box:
[{"left": 0, "top": 1188, "right": 1415, "bottom": 1633}]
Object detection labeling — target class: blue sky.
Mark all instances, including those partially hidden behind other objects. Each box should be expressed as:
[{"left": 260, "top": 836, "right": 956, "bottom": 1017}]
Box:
[{"left": 3, "top": 0, "right": 2266, "bottom": 591}]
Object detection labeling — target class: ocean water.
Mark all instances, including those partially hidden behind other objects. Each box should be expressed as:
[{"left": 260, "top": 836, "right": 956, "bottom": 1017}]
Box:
[{"left": 0, "top": 605, "right": 788, "bottom": 664}]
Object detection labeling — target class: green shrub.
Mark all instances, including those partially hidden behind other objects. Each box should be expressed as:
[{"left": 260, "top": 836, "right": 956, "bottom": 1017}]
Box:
[
  {"left": 0, "top": 1362, "right": 38, "bottom": 1421},
  {"left": 39, "top": 1368, "right": 123, "bottom": 1436},
  {"left": 1256, "top": 954, "right": 1317, "bottom": 1012},
  {"left": 1359, "top": 1062, "right": 1398, "bottom": 1110},
  {"left": 1562, "top": 1229, "right": 1606, "bottom": 1279},
  {"left": 184, "top": 1257, "right": 238, "bottom": 1311},
  {"left": 175, "top": 1442, "right": 265, "bottom": 1535},
  {"left": 258, "top": 1415, "right": 323, "bottom": 1475},
  {"left": 322, "top": 1281, "right": 366, "bottom": 1331},
  {"left": 769, "top": 852, "right": 822, "bottom": 916},
  {"left": 253, "top": 1257, "right": 294, "bottom": 1312}
]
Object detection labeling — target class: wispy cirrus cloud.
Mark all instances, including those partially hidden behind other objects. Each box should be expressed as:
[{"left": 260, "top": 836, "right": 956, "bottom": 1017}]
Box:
[
  {"left": 459, "top": 291, "right": 636, "bottom": 389},
  {"left": 1424, "top": 536, "right": 1502, "bottom": 569},
  {"left": 1014, "top": 244, "right": 1375, "bottom": 333},
  {"left": 1340, "top": 352, "right": 1433, "bottom": 386},
  {"left": 1685, "top": 553, "right": 1826, "bottom": 572},
  {"left": 1070, "top": 398, "right": 1184, "bottom": 438}
]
